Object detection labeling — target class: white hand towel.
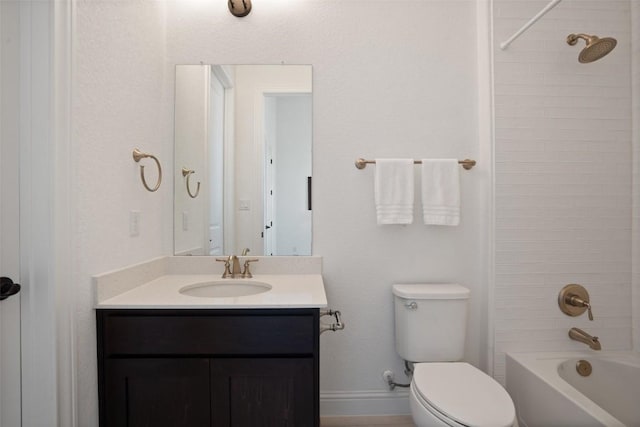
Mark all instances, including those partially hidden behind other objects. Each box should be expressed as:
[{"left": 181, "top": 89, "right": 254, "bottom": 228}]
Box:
[
  {"left": 374, "top": 159, "right": 414, "bottom": 225},
  {"left": 422, "top": 159, "right": 460, "bottom": 226}
]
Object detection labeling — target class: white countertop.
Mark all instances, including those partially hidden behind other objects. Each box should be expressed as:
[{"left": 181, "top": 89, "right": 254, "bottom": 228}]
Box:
[
  {"left": 93, "top": 256, "right": 327, "bottom": 309},
  {"left": 96, "top": 274, "right": 327, "bottom": 309}
]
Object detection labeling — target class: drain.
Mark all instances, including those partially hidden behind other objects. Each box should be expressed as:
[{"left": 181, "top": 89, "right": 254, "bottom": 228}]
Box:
[{"left": 576, "top": 359, "right": 592, "bottom": 377}]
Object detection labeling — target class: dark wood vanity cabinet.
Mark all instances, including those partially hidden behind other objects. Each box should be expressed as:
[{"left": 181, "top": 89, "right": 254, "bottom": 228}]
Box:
[{"left": 97, "top": 308, "right": 320, "bottom": 427}]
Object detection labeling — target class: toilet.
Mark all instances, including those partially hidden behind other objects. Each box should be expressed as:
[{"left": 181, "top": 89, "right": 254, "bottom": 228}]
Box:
[{"left": 393, "top": 284, "right": 516, "bottom": 427}]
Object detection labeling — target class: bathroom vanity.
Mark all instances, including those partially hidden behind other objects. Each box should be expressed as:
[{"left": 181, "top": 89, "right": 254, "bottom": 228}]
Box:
[
  {"left": 94, "top": 256, "right": 328, "bottom": 427},
  {"left": 97, "top": 308, "right": 319, "bottom": 426}
]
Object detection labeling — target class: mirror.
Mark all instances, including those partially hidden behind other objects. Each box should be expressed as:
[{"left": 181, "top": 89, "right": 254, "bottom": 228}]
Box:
[{"left": 174, "top": 65, "right": 312, "bottom": 257}]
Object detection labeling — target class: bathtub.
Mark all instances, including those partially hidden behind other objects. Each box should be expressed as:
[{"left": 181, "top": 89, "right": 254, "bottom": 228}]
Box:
[{"left": 506, "top": 352, "right": 640, "bottom": 427}]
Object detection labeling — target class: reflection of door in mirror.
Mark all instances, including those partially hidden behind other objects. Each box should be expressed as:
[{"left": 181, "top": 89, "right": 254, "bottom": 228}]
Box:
[
  {"left": 208, "top": 71, "right": 225, "bottom": 255},
  {"left": 174, "top": 65, "right": 311, "bottom": 256},
  {"left": 263, "top": 95, "right": 312, "bottom": 256}
]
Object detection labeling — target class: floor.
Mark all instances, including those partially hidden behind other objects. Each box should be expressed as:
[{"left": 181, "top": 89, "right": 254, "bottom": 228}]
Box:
[{"left": 321, "top": 415, "right": 415, "bottom": 427}]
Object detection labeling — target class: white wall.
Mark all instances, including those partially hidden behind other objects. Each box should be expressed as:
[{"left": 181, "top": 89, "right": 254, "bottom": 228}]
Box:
[
  {"left": 73, "top": 1, "right": 171, "bottom": 424},
  {"left": 492, "top": 0, "right": 633, "bottom": 383},
  {"left": 168, "top": 0, "right": 485, "bottom": 416},
  {"left": 174, "top": 65, "right": 209, "bottom": 255},
  {"left": 73, "top": 0, "right": 486, "bottom": 422},
  {"left": 632, "top": 0, "right": 640, "bottom": 353}
]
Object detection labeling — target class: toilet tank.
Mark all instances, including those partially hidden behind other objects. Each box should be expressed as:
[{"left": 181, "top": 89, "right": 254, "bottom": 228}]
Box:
[{"left": 393, "top": 284, "right": 470, "bottom": 362}]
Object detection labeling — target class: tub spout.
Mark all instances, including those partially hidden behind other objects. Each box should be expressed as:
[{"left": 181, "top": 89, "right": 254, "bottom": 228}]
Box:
[{"left": 568, "top": 327, "right": 601, "bottom": 350}]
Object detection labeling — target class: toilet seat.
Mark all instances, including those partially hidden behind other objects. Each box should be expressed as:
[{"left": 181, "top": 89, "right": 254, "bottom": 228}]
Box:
[
  {"left": 412, "top": 362, "right": 515, "bottom": 427},
  {"left": 411, "top": 382, "right": 466, "bottom": 427}
]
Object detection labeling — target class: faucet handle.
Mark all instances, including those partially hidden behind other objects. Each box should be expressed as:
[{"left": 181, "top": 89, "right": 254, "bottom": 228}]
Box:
[
  {"left": 215, "top": 258, "right": 232, "bottom": 278},
  {"left": 241, "top": 258, "right": 259, "bottom": 278}
]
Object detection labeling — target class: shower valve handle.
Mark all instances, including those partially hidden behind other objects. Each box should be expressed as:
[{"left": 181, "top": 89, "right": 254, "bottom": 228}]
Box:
[
  {"left": 568, "top": 295, "right": 593, "bottom": 321},
  {"left": 558, "top": 284, "right": 594, "bottom": 321}
]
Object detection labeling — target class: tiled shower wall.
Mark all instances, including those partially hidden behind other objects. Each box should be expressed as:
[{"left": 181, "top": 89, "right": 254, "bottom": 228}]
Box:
[{"left": 492, "top": 0, "right": 633, "bottom": 383}]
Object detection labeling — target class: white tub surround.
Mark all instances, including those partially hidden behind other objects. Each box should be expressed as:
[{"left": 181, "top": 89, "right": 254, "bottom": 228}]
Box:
[
  {"left": 506, "top": 351, "right": 640, "bottom": 427},
  {"left": 93, "top": 256, "right": 327, "bottom": 309}
]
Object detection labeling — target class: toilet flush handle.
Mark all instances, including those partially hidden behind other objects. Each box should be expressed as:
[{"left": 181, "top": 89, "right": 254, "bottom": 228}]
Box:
[{"left": 404, "top": 301, "right": 418, "bottom": 310}]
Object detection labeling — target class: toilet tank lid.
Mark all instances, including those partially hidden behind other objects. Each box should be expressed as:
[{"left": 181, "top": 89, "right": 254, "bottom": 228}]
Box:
[{"left": 392, "top": 284, "right": 470, "bottom": 299}]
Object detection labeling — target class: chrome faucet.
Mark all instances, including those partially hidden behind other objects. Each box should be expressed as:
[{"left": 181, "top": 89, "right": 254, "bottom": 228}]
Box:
[{"left": 568, "top": 327, "right": 601, "bottom": 350}]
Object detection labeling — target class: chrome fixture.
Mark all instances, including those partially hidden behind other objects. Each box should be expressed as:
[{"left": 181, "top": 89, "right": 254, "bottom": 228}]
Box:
[
  {"left": 241, "top": 248, "right": 250, "bottom": 256},
  {"left": 132, "top": 148, "right": 162, "bottom": 192},
  {"left": 558, "top": 284, "right": 593, "bottom": 320},
  {"left": 228, "top": 0, "right": 251, "bottom": 17},
  {"left": 320, "top": 309, "right": 345, "bottom": 334},
  {"left": 569, "top": 327, "right": 601, "bottom": 350},
  {"left": 216, "top": 255, "right": 258, "bottom": 278},
  {"left": 567, "top": 33, "right": 617, "bottom": 63},
  {"left": 576, "top": 359, "right": 592, "bottom": 377},
  {"left": 383, "top": 361, "right": 414, "bottom": 391}
]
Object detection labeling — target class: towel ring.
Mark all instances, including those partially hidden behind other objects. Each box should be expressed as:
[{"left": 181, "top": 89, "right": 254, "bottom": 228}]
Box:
[
  {"left": 182, "top": 167, "right": 201, "bottom": 198},
  {"left": 132, "top": 148, "right": 162, "bottom": 192}
]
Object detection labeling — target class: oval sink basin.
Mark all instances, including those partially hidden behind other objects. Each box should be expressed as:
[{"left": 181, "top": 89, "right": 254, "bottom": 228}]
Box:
[{"left": 179, "top": 280, "right": 272, "bottom": 298}]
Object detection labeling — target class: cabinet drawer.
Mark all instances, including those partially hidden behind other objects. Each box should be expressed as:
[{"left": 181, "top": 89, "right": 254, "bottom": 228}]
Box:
[{"left": 100, "top": 310, "right": 317, "bottom": 356}]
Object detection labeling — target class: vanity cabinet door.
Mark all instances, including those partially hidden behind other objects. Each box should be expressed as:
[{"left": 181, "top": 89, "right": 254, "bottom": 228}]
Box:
[
  {"left": 102, "top": 358, "right": 210, "bottom": 427},
  {"left": 211, "top": 358, "right": 315, "bottom": 427}
]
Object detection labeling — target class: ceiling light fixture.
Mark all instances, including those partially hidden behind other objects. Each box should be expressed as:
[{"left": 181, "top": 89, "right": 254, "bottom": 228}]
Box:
[{"left": 228, "top": 0, "right": 251, "bottom": 17}]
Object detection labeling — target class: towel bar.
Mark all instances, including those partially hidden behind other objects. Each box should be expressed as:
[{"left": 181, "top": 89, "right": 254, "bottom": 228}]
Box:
[{"left": 355, "top": 158, "right": 476, "bottom": 170}]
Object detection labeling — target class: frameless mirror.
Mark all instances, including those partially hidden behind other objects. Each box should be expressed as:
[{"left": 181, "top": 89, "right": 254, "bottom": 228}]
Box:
[{"left": 174, "top": 65, "right": 312, "bottom": 256}]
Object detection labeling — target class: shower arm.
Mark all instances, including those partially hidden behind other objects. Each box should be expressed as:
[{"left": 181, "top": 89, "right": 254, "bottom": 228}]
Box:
[
  {"left": 500, "top": 0, "right": 563, "bottom": 50},
  {"left": 567, "top": 33, "right": 590, "bottom": 45}
]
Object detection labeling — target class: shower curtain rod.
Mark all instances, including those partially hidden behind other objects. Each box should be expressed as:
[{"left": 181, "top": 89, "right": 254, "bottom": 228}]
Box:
[{"left": 500, "top": 0, "right": 563, "bottom": 50}]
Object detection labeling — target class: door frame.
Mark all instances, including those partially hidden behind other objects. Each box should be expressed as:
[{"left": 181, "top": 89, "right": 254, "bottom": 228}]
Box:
[
  {"left": 1, "top": 1, "right": 22, "bottom": 425},
  {"left": 18, "top": 0, "right": 75, "bottom": 425}
]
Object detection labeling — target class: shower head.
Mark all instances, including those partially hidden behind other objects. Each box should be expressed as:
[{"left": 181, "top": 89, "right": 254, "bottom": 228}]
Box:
[{"left": 567, "top": 33, "right": 617, "bottom": 63}]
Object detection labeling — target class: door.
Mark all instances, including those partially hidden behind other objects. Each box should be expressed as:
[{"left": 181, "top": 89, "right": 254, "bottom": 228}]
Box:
[
  {"left": 208, "top": 69, "right": 225, "bottom": 256},
  {"left": 103, "top": 358, "right": 211, "bottom": 427},
  {"left": 211, "top": 358, "right": 315, "bottom": 427},
  {"left": 263, "top": 94, "right": 312, "bottom": 256},
  {"left": 263, "top": 96, "right": 276, "bottom": 256},
  {"left": 0, "top": 1, "right": 22, "bottom": 425}
]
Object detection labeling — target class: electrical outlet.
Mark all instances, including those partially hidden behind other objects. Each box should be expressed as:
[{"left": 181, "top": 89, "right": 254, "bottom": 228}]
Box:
[
  {"left": 129, "top": 211, "right": 140, "bottom": 236},
  {"left": 182, "top": 211, "right": 189, "bottom": 231},
  {"left": 238, "top": 199, "right": 250, "bottom": 211}
]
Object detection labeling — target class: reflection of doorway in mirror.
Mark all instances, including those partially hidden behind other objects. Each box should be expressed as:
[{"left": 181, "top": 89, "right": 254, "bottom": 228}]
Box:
[
  {"left": 208, "top": 71, "right": 225, "bottom": 255},
  {"left": 263, "top": 94, "right": 312, "bottom": 256}
]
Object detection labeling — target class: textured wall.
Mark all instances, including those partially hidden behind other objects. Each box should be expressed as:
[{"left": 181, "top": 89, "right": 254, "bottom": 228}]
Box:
[
  {"left": 73, "top": 0, "right": 487, "bottom": 422},
  {"left": 73, "top": 1, "right": 172, "bottom": 424},
  {"left": 492, "top": 0, "right": 633, "bottom": 383},
  {"left": 174, "top": 65, "right": 209, "bottom": 255},
  {"left": 633, "top": 0, "right": 640, "bottom": 353}
]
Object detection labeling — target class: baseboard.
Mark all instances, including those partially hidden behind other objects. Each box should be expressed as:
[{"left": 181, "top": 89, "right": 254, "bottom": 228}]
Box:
[{"left": 320, "top": 390, "right": 411, "bottom": 417}]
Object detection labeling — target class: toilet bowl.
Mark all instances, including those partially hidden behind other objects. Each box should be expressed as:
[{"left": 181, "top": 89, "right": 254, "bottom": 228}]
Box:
[
  {"left": 409, "top": 362, "right": 516, "bottom": 427},
  {"left": 392, "top": 284, "right": 516, "bottom": 427}
]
